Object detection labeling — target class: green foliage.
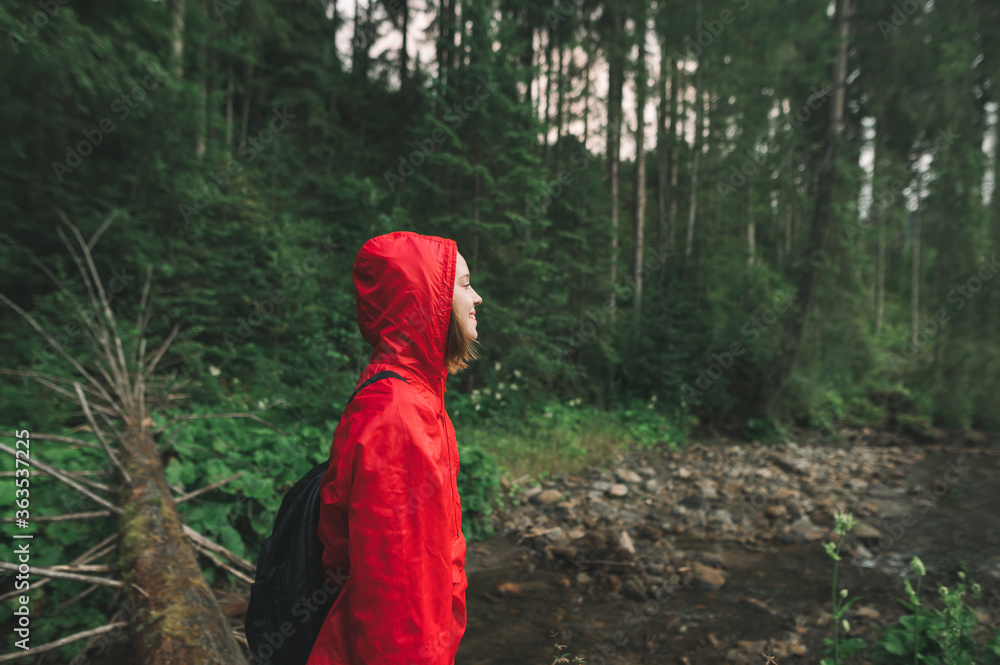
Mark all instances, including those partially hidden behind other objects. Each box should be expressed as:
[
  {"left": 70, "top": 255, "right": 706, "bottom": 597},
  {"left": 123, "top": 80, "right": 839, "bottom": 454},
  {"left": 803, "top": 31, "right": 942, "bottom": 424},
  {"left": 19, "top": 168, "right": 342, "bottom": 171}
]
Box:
[
  {"left": 821, "top": 512, "right": 868, "bottom": 665},
  {"left": 456, "top": 445, "right": 502, "bottom": 541},
  {"left": 872, "top": 564, "right": 1000, "bottom": 665}
]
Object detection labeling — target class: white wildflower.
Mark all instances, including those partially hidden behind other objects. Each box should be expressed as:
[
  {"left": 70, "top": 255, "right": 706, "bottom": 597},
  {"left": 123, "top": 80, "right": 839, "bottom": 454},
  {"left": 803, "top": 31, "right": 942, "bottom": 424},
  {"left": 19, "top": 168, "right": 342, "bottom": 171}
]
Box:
[{"left": 209, "top": 365, "right": 221, "bottom": 377}]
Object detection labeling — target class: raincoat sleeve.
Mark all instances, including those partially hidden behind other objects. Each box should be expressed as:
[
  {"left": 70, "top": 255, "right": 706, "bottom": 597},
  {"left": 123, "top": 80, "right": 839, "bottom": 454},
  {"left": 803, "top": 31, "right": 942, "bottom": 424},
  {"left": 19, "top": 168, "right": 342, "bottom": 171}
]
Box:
[{"left": 344, "top": 402, "right": 462, "bottom": 665}]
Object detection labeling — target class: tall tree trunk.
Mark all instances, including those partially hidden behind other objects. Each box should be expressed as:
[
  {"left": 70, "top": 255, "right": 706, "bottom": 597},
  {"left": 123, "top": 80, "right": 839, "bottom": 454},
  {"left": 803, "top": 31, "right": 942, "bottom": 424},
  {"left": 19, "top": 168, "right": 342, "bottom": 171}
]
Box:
[
  {"left": 657, "top": 47, "right": 672, "bottom": 287},
  {"left": 747, "top": 188, "right": 756, "bottom": 273},
  {"left": 240, "top": 61, "right": 254, "bottom": 146},
  {"left": 400, "top": 0, "right": 409, "bottom": 88},
  {"left": 225, "top": 62, "right": 234, "bottom": 153},
  {"left": 753, "top": 0, "right": 851, "bottom": 416},
  {"left": 583, "top": 41, "right": 592, "bottom": 147},
  {"left": 633, "top": 8, "right": 648, "bottom": 313},
  {"left": 874, "top": 131, "right": 886, "bottom": 336},
  {"left": 195, "top": 42, "right": 208, "bottom": 159},
  {"left": 555, "top": 38, "right": 564, "bottom": 171},
  {"left": 910, "top": 170, "right": 923, "bottom": 348},
  {"left": 606, "top": 5, "right": 624, "bottom": 315},
  {"left": 685, "top": 31, "right": 703, "bottom": 259},
  {"left": 118, "top": 422, "right": 247, "bottom": 665},
  {"left": 169, "top": 0, "right": 185, "bottom": 79},
  {"left": 669, "top": 59, "right": 679, "bottom": 257},
  {"left": 542, "top": 27, "right": 553, "bottom": 163}
]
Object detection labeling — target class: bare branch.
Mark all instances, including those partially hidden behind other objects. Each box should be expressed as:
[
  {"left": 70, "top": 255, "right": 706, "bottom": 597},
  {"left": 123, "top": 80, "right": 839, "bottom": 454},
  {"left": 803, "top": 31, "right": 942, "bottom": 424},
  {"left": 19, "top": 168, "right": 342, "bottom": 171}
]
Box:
[
  {"left": 75, "top": 382, "right": 132, "bottom": 485},
  {"left": 155, "top": 407, "right": 288, "bottom": 437},
  {"left": 176, "top": 472, "right": 244, "bottom": 504},
  {"left": 193, "top": 545, "right": 255, "bottom": 585},
  {"left": 0, "top": 294, "right": 123, "bottom": 417},
  {"left": 0, "top": 511, "right": 111, "bottom": 523},
  {"left": 0, "top": 536, "right": 116, "bottom": 604},
  {"left": 58, "top": 213, "right": 132, "bottom": 410},
  {"left": 0, "top": 622, "right": 129, "bottom": 663},
  {"left": 0, "top": 370, "right": 118, "bottom": 420},
  {"left": 182, "top": 524, "right": 255, "bottom": 573},
  {"left": 0, "top": 429, "right": 102, "bottom": 450},
  {"left": 0, "top": 560, "right": 122, "bottom": 587},
  {"left": 142, "top": 322, "right": 180, "bottom": 381},
  {"left": 87, "top": 209, "right": 118, "bottom": 251},
  {"left": 0, "top": 443, "right": 122, "bottom": 515}
]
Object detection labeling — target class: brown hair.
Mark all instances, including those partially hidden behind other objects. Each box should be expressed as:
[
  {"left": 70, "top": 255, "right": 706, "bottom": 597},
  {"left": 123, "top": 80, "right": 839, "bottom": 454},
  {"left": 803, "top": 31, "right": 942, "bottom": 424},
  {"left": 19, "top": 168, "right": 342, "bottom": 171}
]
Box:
[{"left": 445, "top": 304, "right": 480, "bottom": 374}]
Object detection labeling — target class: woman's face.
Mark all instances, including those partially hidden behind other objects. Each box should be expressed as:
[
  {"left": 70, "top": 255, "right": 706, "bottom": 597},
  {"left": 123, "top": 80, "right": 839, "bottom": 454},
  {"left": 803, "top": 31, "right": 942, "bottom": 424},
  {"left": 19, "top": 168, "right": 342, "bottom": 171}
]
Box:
[{"left": 453, "top": 252, "right": 482, "bottom": 340}]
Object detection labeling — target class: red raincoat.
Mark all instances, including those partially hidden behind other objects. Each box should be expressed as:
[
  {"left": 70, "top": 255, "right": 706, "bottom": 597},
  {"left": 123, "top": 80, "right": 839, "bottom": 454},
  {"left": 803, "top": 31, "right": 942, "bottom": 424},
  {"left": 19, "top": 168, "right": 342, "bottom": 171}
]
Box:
[{"left": 306, "top": 232, "right": 467, "bottom": 665}]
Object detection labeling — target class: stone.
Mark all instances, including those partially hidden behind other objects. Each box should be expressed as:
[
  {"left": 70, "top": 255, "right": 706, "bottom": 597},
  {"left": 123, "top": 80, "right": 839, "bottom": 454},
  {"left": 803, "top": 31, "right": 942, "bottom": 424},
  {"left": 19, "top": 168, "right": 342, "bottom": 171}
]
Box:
[
  {"left": 616, "top": 468, "right": 643, "bottom": 483},
  {"left": 522, "top": 485, "right": 542, "bottom": 500},
  {"left": 592, "top": 480, "right": 612, "bottom": 492},
  {"left": 690, "top": 562, "right": 727, "bottom": 589},
  {"left": 697, "top": 479, "right": 719, "bottom": 500},
  {"left": 677, "top": 466, "right": 693, "bottom": 479},
  {"left": 644, "top": 478, "right": 661, "bottom": 494},
  {"left": 851, "top": 521, "right": 883, "bottom": 540},
  {"left": 607, "top": 484, "right": 629, "bottom": 497},
  {"left": 536, "top": 489, "right": 564, "bottom": 504},
  {"left": 789, "top": 515, "right": 823, "bottom": 540}
]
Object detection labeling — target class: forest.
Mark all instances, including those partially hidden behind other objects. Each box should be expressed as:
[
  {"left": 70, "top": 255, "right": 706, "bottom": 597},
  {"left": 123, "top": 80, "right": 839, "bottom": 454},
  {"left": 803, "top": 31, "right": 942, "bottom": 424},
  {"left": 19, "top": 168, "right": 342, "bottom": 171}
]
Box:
[{"left": 1, "top": 0, "right": 999, "bottom": 662}]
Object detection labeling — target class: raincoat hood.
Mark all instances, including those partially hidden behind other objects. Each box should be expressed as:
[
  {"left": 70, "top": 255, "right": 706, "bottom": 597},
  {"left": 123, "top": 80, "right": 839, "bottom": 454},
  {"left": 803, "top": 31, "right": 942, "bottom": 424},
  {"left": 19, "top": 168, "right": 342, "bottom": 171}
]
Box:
[{"left": 354, "top": 232, "right": 457, "bottom": 389}]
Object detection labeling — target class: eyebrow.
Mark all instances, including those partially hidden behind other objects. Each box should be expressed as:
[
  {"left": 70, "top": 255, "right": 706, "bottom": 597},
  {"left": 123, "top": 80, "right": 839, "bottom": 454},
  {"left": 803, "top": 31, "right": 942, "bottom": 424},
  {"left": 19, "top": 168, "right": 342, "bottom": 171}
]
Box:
[{"left": 457, "top": 271, "right": 470, "bottom": 281}]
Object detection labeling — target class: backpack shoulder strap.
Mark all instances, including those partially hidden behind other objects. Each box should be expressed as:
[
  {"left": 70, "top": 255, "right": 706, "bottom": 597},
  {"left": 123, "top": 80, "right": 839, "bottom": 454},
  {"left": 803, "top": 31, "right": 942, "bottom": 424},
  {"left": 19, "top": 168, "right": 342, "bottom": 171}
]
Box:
[{"left": 346, "top": 370, "right": 407, "bottom": 405}]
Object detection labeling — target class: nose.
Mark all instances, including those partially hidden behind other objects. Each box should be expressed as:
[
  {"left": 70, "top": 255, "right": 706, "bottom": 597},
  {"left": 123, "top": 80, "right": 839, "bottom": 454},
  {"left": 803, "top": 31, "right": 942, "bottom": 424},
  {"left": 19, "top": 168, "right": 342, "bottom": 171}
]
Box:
[{"left": 473, "top": 288, "right": 482, "bottom": 306}]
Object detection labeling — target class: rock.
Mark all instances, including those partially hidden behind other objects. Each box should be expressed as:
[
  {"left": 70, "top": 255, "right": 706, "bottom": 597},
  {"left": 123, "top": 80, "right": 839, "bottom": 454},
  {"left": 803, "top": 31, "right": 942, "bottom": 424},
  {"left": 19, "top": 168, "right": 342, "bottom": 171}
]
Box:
[
  {"left": 535, "top": 489, "right": 564, "bottom": 504},
  {"left": 546, "top": 526, "right": 570, "bottom": 547},
  {"left": 567, "top": 526, "right": 586, "bottom": 540},
  {"left": 617, "top": 530, "right": 636, "bottom": 555},
  {"left": 644, "top": 479, "right": 661, "bottom": 494},
  {"left": 697, "top": 479, "right": 719, "bottom": 500},
  {"left": 851, "top": 521, "right": 883, "bottom": 540},
  {"left": 689, "top": 562, "right": 727, "bottom": 589},
  {"left": 616, "top": 469, "right": 643, "bottom": 483},
  {"left": 623, "top": 576, "right": 646, "bottom": 600},
  {"left": 678, "top": 494, "right": 707, "bottom": 511},
  {"left": 677, "top": 466, "right": 693, "bottom": 479},
  {"left": 638, "top": 466, "right": 656, "bottom": 477},
  {"left": 592, "top": 480, "right": 612, "bottom": 492},
  {"left": 607, "top": 484, "right": 629, "bottom": 497},
  {"left": 765, "top": 505, "right": 786, "bottom": 519},
  {"left": 576, "top": 571, "right": 594, "bottom": 585},
  {"left": 522, "top": 485, "right": 542, "bottom": 500},
  {"left": 852, "top": 605, "right": 880, "bottom": 620},
  {"left": 789, "top": 515, "right": 823, "bottom": 540},
  {"left": 739, "top": 596, "right": 777, "bottom": 614}
]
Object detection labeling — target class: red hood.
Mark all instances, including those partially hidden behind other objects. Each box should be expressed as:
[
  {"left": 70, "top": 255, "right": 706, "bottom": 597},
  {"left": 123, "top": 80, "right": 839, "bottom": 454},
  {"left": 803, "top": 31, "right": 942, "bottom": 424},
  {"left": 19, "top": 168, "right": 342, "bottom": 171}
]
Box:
[{"left": 354, "top": 232, "right": 456, "bottom": 390}]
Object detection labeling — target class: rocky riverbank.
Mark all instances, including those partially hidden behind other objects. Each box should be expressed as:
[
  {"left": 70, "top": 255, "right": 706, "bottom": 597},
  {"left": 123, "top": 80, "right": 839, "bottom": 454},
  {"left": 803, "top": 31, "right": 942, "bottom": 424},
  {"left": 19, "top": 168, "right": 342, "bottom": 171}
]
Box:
[{"left": 459, "top": 428, "right": 1000, "bottom": 664}]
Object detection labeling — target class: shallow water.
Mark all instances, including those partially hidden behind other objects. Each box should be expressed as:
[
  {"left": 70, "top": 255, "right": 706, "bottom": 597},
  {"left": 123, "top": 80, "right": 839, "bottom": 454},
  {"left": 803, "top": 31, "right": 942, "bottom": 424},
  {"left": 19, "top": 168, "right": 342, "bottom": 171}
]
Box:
[{"left": 456, "top": 450, "right": 1000, "bottom": 665}]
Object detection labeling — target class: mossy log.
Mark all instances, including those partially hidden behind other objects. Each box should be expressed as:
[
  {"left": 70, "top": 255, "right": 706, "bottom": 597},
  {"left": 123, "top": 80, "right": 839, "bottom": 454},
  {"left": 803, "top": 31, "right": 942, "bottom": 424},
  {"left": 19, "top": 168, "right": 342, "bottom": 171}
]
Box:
[{"left": 117, "top": 421, "right": 247, "bottom": 665}]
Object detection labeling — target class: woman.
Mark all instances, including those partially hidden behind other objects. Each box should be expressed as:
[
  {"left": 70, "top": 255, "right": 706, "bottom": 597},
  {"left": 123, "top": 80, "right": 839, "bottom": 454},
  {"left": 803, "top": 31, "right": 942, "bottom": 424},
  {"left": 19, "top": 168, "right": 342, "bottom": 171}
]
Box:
[{"left": 307, "top": 232, "right": 483, "bottom": 665}]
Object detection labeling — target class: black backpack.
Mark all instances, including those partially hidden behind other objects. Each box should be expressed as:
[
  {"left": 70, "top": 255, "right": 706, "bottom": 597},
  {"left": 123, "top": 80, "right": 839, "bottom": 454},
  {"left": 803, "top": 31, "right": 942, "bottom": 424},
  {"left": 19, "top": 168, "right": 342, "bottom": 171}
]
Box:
[{"left": 245, "top": 370, "right": 406, "bottom": 665}]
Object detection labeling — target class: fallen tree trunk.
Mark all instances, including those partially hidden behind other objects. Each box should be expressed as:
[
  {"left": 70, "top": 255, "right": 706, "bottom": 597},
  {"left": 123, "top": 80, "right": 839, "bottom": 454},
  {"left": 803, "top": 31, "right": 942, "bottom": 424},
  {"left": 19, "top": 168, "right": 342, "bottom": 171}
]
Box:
[{"left": 117, "top": 420, "right": 247, "bottom": 665}]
